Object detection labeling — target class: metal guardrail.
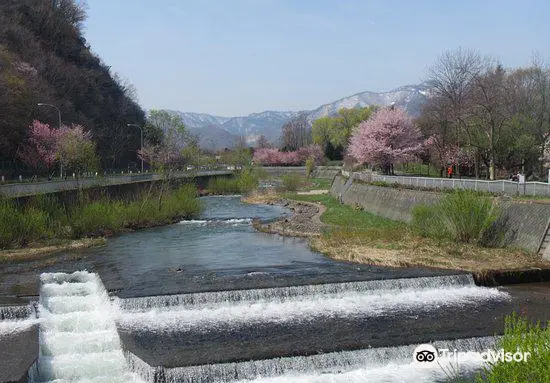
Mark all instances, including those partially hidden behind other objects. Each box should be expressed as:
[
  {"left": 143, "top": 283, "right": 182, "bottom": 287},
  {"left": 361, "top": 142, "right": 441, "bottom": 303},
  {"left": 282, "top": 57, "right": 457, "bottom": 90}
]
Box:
[
  {"left": 0, "top": 170, "right": 232, "bottom": 198},
  {"left": 342, "top": 171, "right": 550, "bottom": 197}
]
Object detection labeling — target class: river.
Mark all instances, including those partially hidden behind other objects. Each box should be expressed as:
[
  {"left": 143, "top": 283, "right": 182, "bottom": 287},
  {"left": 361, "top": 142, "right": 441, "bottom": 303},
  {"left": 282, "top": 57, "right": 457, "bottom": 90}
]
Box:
[{"left": 0, "top": 196, "right": 548, "bottom": 382}]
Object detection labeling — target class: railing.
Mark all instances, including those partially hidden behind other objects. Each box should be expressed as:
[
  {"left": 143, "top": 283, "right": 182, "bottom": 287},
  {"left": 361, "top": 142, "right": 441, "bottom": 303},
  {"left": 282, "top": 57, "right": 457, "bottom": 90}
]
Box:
[
  {"left": 342, "top": 171, "right": 550, "bottom": 197},
  {"left": 0, "top": 170, "right": 232, "bottom": 198}
]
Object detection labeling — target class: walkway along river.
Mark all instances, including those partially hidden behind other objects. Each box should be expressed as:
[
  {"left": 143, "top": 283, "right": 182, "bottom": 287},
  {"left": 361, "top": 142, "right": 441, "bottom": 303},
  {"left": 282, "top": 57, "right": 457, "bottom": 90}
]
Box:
[{"left": 0, "top": 196, "right": 549, "bottom": 382}]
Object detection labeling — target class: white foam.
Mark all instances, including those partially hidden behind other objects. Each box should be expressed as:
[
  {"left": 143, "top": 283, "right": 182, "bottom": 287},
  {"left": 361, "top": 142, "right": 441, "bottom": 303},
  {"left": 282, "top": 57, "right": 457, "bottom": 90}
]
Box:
[
  {"left": 117, "top": 284, "right": 508, "bottom": 332},
  {"left": 30, "top": 271, "right": 144, "bottom": 383},
  {"left": 117, "top": 275, "right": 478, "bottom": 311},
  {"left": 236, "top": 357, "right": 484, "bottom": 383},
  {"left": 179, "top": 218, "right": 252, "bottom": 226},
  {"left": 158, "top": 336, "right": 496, "bottom": 383},
  {"left": 0, "top": 318, "right": 38, "bottom": 336}
]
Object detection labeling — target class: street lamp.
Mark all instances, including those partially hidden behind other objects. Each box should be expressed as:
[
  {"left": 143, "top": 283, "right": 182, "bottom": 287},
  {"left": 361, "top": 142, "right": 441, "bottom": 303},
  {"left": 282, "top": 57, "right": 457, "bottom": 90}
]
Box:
[
  {"left": 37, "top": 103, "right": 63, "bottom": 178},
  {"left": 127, "top": 123, "right": 144, "bottom": 172}
]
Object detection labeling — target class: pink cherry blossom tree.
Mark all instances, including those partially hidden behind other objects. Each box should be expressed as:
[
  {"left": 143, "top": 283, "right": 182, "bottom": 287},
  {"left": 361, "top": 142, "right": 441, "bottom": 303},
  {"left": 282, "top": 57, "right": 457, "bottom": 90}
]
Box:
[
  {"left": 347, "top": 107, "right": 424, "bottom": 174},
  {"left": 253, "top": 145, "right": 324, "bottom": 166},
  {"left": 17, "top": 120, "right": 64, "bottom": 175}
]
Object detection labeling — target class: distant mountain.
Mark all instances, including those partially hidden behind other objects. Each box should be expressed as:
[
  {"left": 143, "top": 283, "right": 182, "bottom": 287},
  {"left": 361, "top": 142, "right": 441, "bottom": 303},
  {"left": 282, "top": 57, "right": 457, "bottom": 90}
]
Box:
[
  {"left": 307, "top": 83, "right": 431, "bottom": 123},
  {"left": 186, "top": 124, "right": 239, "bottom": 150},
  {"left": 171, "top": 82, "right": 432, "bottom": 149},
  {"left": 174, "top": 110, "right": 301, "bottom": 149}
]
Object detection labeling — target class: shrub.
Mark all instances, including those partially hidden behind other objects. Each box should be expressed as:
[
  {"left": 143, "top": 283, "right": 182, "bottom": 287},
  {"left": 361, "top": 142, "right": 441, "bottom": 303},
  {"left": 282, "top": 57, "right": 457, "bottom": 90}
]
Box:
[
  {"left": 208, "top": 177, "right": 240, "bottom": 194},
  {"left": 20, "top": 207, "right": 48, "bottom": 242},
  {"left": 281, "top": 173, "right": 302, "bottom": 191},
  {"left": 70, "top": 200, "right": 124, "bottom": 237},
  {"left": 0, "top": 200, "right": 48, "bottom": 247},
  {"left": 411, "top": 204, "right": 445, "bottom": 239},
  {"left": 236, "top": 168, "right": 258, "bottom": 193},
  {"left": 476, "top": 313, "right": 549, "bottom": 382},
  {"left": 305, "top": 157, "right": 316, "bottom": 178},
  {"left": 208, "top": 169, "right": 259, "bottom": 194},
  {"left": 0, "top": 185, "right": 203, "bottom": 249},
  {"left": 161, "top": 184, "right": 202, "bottom": 219},
  {"left": 412, "top": 190, "right": 500, "bottom": 244},
  {"left": 28, "top": 194, "right": 67, "bottom": 227},
  {"left": 0, "top": 200, "right": 23, "bottom": 248}
]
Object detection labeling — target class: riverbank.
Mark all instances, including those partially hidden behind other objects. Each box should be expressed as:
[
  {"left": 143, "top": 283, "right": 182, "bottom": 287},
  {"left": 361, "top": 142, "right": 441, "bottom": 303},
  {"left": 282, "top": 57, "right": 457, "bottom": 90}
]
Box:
[
  {"left": 246, "top": 191, "right": 550, "bottom": 278},
  {"left": 0, "top": 184, "right": 202, "bottom": 259},
  {"left": 250, "top": 198, "right": 326, "bottom": 237},
  {"left": 0, "top": 238, "right": 106, "bottom": 263}
]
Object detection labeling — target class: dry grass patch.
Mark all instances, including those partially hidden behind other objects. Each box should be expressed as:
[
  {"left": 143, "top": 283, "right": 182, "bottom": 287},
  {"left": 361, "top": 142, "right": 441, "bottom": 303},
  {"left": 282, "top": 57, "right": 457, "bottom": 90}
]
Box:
[
  {"left": 241, "top": 190, "right": 280, "bottom": 204},
  {"left": 0, "top": 237, "right": 106, "bottom": 263},
  {"left": 312, "top": 229, "right": 548, "bottom": 272}
]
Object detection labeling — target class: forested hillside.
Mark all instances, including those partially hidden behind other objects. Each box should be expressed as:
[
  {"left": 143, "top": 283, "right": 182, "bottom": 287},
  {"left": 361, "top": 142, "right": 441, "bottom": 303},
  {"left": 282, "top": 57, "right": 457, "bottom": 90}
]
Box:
[{"left": 0, "top": 0, "right": 145, "bottom": 175}]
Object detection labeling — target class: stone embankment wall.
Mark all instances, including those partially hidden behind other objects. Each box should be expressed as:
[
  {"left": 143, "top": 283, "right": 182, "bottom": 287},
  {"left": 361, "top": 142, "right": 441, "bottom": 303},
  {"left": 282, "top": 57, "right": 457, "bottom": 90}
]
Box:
[
  {"left": 330, "top": 175, "right": 550, "bottom": 257},
  {"left": 263, "top": 166, "right": 341, "bottom": 179}
]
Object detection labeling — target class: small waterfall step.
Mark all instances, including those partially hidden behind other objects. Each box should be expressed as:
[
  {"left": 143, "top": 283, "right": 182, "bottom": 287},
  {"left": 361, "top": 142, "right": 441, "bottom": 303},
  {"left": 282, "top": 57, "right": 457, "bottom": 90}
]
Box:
[
  {"left": 126, "top": 336, "right": 497, "bottom": 383},
  {"left": 29, "top": 271, "right": 143, "bottom": 383},
  {"left": 117, "top": 274, "right": 477, "bottom": 311},
  {"left": 0, "top": 304, "right": 36, "bottom": 320}
]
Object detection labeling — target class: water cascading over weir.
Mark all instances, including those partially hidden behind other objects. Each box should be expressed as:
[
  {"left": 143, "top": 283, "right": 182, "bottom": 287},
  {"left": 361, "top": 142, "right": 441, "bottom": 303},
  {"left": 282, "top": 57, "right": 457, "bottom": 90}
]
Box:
[
  {"left": 18, "top": 271, "right": 511, "bottom": 382},
  {"left": 28, "top": 271, "right": 144, "bottom": 383},
  {"left": 115, "top": 274, "right": 509, "bottom": 383}
]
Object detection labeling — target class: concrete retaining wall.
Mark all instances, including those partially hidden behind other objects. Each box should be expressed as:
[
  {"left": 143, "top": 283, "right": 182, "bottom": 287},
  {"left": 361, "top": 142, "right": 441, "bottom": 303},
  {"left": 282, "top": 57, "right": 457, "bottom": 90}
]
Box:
[
  {"left": 330, "top": 175, "right": 550, "bottom": 255},
  {"left": 263, "top": 166, "right": 341, "bottom": 179},
  {"left": 0, "top": 171, "right": 232, "bottom": 199}
]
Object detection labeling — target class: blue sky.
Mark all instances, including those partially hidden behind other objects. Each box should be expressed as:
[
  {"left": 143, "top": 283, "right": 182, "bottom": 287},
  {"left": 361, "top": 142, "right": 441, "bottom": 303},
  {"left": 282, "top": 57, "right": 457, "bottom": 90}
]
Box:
[{"left": 84, "top": 0, "right": 549, "bottom": 116}]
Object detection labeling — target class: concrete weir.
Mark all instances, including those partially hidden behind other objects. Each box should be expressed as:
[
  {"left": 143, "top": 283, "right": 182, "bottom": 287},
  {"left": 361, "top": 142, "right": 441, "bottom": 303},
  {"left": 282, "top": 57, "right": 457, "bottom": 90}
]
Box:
[{"left": 0, "top": 270, "right": 517, "bottom": 382}]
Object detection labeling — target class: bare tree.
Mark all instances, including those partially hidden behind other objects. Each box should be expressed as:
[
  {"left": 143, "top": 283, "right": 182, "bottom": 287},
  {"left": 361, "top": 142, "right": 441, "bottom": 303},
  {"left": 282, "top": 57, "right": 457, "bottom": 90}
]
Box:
[
  {"left": 280, "top": 113, "right": 310, "bottom": 151},
  {"left": 506, "top": 58, "right": 550, "bottom": 176},
  {"left": 468, "top": 64, "right": 516, "bottom": 179},
  {"left": 256, "top": 135, "right": 271, "bottom": 148},
  {"left": 427, "top": 48, "right": 486, "bottom": 176}
]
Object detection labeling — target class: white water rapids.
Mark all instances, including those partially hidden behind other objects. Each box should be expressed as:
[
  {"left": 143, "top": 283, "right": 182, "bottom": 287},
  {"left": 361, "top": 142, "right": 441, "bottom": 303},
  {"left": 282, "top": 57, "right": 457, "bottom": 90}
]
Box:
[
  {"left": 27, "top": 271, "right": 144, "bottom": 383},
  {"left": 115, "top": 274, "right": 509, "bottom": 332},
  {"left": 0, "top": 271, "right": 511, "bottom": 382}
]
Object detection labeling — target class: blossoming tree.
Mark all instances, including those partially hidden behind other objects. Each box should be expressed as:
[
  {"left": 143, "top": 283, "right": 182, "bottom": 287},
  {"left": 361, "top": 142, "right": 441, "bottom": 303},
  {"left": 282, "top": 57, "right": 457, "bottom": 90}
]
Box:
[
  {"left": 347, "top": 107, "right": 424, "bottom": 174},
  {"left": 17, "top": 120, "right": 63, "bottom": 176}
]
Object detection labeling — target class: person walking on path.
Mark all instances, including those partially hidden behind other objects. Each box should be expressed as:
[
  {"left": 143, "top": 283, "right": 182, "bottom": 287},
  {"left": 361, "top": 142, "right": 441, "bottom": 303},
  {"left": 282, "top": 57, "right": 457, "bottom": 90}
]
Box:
[{"left": 447, "top": 166, "right": 453, "bottom": 178}]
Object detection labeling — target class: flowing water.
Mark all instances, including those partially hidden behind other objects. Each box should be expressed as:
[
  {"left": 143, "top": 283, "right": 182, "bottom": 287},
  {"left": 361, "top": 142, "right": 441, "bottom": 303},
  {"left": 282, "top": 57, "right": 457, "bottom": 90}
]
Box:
[
  {"left": 115, "top": 275, "right": 508, "bottom": 331},
  {"left": 27, "top": 271, "right": 143, "bottom": 383},
  {"left": 0, "top": 196, "right": 548, "bottom": 382},
  {"left": 124, "top": 336, "right": 498, "bottom": 383}
]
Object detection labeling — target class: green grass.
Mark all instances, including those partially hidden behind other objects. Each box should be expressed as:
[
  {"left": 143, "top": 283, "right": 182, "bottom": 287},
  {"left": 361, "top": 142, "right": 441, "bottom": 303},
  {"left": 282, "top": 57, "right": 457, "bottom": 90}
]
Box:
[
  {"left": 281, "top": 173, "right": 303, "bottom": 192},
  {"left": 412, "top": 190, "right": 501, "bottom": 245},
  {"left": 0, "top": 184, "right": 202, "bottom": 249},
  {"left": 394, "top": 162, "right": 441, "bottom": 177},
  {"left": 304, "top": 178, "right": 332, "bottom": 190},
  {"left": 476, "top": 314, "right": 550, "bottom": 383},
  {"left": 207, "top": 177, "right": 241, "bottom": 194},
  {"left": 287, "top": 194, "right": 402, "bottom": 231},
  {"left": 0, "top": 199, "right": 49, "bottom": 248},
  {"left": 208, "top": 168, "right": 260, "bottom": 194}
]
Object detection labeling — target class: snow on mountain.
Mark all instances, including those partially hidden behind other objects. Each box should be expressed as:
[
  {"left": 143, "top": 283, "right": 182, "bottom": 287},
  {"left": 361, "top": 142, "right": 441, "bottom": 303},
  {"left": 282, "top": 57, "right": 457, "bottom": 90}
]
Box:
[
  {"left": 170, "top": 82, "right": 432, "bottom": 148},
  {"left": 306, "top": 82, "right": 431, "bottom": 123}
]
